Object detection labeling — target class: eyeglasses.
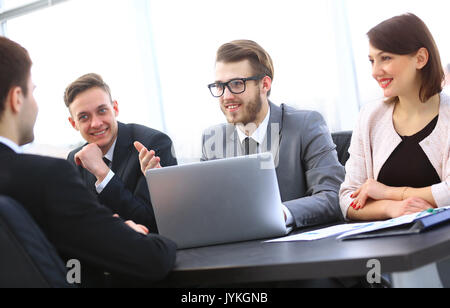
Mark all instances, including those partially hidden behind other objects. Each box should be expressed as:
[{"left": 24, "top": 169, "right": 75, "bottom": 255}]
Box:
[{"left": 208, "top": 75, "right": 265, "bottom": 98}]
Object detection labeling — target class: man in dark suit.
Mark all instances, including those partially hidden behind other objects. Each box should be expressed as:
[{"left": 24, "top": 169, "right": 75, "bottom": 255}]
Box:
[
  {"left": 0, "top": 36, "right": 176, "bottom": 287},
  {"left": 202, "top": 40, "right": 345, "bottom": 229},
  {"left": 65, "top": 73, "right": 177, "bottom": 233}
]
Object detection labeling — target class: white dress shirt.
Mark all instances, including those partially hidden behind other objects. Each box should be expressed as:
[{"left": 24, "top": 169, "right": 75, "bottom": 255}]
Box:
[
  {"left": 236, "top": 107, "right": 271, "bottom": 148},
  {"left": 0, "top": 136, "right": 22, "bottom": 153},
  {"left": 95, "top": 138, "right": 117, "bottom": 194}
]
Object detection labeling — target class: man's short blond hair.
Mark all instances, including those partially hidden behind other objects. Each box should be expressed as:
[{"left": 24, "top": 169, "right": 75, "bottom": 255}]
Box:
[
  {"left": 216, "top": 40, "right": 274, "bottom": 96},
  {"left": 64, "top": 73, "right": 112, "bottom": 108}
]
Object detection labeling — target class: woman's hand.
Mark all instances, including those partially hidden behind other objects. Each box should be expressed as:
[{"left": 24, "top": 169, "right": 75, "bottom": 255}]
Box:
[
  {"left": 386, "top": 197, "right": 433, "bottom": 218},
  {"left": 350, "top": 179, "right": 390, "bottom": 210}
]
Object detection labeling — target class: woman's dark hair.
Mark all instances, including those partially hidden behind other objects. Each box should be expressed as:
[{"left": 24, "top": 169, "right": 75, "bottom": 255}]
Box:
[{"left": 368, "top": 13, "right": 444, "bottom": 103}]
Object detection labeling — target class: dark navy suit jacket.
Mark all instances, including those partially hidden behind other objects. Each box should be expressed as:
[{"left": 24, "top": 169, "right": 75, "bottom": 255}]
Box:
[
  {"left": 0, "top": 143, "right": 176, "bottom": 286},
  {"left": 67, "top": 122, "right": 178, "bottom": 233}
]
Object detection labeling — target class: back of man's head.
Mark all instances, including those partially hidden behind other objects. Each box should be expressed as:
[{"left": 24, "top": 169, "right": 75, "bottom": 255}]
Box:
[
  {"left": 0, "top": 36, "right": 32, "bottom": 120},
  {"left": 64, "top": 73, "right": 113, "bottom": 108}
]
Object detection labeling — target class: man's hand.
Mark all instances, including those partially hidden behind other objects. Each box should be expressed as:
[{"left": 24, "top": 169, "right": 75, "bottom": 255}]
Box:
[
  {"left": 74, "top": 143, "right": 110, "bottom": 182},
  {"left": 113, "top": 214, "right": 149, "bottom": 235},
  {"left": 134, "top": 141, "right": 161, "bottom": 175}
]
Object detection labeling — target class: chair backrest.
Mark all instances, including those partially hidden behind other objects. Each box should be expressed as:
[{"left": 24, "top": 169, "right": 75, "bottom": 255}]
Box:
[
  {"left": 0, "top": 195, "right": 70, "bottom": 288},
  {"left": 331, "top": 131, "right": 352, "bottom": 166}
]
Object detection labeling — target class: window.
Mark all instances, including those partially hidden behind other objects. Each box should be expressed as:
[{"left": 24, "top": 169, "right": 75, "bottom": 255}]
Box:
[
  {"left": 3, "top": 0, "right": 379, "bottom": 162},
  {"left": 4, "top": 0, "right": 165, "bottom": 157},
  {"left": 127, "top": 0, "right": 360, "bottom": 161},
  {"left": 2, "top": 0, "right": 37, "bottom": 11}
]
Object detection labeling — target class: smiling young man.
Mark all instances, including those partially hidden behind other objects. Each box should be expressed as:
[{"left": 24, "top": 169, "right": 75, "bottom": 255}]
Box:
[
  {"left": 202, "top": 40, "right": 345, "bottom": 229},
  {"left": 65, "top": 73, "right": 177, "bottom": 233},
  {"left": 0, "top": 36, "right": 176, "bottom": 287}
]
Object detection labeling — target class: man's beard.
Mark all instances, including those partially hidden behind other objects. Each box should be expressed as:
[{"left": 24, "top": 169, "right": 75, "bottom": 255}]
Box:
[{"left": 226, "top": 93, "right": 263, "bottom": 126}]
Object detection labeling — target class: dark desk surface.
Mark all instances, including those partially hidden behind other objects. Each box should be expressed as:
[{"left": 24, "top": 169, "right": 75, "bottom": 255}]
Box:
[{"left": 162, "top": 223, "right": 450, "bottom": 287}]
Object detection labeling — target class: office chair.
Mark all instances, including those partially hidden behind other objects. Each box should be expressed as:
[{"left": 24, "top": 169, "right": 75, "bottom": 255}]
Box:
[
  {"left": 331, "top": 131, "right": 352, "bottom": 166},
  {"left": 0, "top": 195, "right": 70, "bottom": 288}
]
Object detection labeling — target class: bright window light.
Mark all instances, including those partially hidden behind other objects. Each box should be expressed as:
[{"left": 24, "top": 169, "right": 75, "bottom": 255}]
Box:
[{"left": 4, "top": 0, "right": 449, "bottom": 161}]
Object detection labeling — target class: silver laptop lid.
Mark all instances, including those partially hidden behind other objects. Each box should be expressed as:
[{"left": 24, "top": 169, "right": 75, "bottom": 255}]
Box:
[{"left": 146, "top": 153, "right": 286, "bottom": 249}]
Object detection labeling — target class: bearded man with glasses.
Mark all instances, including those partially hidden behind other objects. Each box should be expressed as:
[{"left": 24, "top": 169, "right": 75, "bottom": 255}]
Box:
[{"left": 202, "top": 40, "right": 345, "bottom": 230}]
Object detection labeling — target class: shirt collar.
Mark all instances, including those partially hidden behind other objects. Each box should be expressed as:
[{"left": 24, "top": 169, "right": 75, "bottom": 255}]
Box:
[
  {"left": 236, "top": 105, "right": 271, "bottom": 144},
  {"left": 104, "top": 138, "right": 117, "bottom": 162},
  {"left": 0, "top": 136, "right": 23, "bottom": 153}
]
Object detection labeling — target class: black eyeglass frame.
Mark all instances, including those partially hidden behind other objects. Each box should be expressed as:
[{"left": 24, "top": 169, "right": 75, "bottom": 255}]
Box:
[{"left": 207, "top": 75, "right": 266, "bottom": 98}]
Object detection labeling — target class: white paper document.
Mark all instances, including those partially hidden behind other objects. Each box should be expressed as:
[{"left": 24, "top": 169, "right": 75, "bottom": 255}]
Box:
[
  {"left": 265, "top": 223, "right": 368, "bottom": 242},
  {"left": 336, "top": 209, "right": 444, "bottom": 240}
]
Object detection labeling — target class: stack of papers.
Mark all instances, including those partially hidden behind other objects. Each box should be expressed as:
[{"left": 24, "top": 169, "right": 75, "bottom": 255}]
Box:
[
  {"left": 265, "top": 223, "right": 368, "bottom": 242},
  {"left": 337, "top": 211, "right": 429, "bottom": 240},
  {"left": 265, "top": 207, "right": 450, "bottom": 243}
]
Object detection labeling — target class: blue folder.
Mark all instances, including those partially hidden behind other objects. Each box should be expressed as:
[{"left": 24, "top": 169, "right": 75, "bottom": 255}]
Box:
[{"left": 342, "top": 208, "right": 450, "bottom": 240}]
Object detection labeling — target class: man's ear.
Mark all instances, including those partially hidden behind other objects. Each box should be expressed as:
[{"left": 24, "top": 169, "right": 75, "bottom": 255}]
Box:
[
  {"left": 8, "top": 86, "right": 23, "bottom": 114},
  {"left": 261, "top": 76, "right": 272, "bottom": 96},
  {"left": 416, "top": 47, "right": 429, "bottom": 70},
  {"left": 112, "top": 100, "right": 119, "bottom": 117},
  {"left": 68, "top": 116, "right": 78, "bottom": 130}
]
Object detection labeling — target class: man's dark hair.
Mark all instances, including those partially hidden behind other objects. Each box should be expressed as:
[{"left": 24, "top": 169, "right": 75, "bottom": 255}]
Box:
[
  {"left": 0, "top": 36, "right": 32, "bottom": 118},
  {"left": 368, "top": 13, "right": 444, "bottom": 103}
]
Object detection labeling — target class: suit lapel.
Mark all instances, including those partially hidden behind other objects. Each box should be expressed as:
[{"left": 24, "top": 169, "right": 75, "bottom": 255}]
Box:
[
  {"left": 112, "top": 122, "right": 132, "bottom": 178},
  {"left": 266, "top": 102, "right": 283, "bottom": 167}
]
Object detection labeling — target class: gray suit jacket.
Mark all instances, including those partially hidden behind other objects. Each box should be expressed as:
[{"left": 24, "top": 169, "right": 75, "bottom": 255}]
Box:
[{"left": 201, "top": 102, "right": 345, "bottom": 228}]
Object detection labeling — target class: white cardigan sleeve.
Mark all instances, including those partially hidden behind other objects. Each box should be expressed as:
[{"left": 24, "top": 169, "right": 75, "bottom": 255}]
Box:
[
  {"left": 339, "top": 109, "right": 371, "bottom": 219},
  {"left": 431, "top": 140, "right": 450, "bottom": 207}
]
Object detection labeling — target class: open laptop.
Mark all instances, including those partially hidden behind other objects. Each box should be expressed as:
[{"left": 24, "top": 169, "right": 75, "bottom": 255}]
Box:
[{"left": 145, "top": 153, "right": 288, "bottom": 249}]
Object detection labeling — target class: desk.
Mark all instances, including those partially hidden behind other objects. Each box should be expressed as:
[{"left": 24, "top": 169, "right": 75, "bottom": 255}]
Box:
[{"left": 162, "top": 223, "right": 450, "bottom": 287}]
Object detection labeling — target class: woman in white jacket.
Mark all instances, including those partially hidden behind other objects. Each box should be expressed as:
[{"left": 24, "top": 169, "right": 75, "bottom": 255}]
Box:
[{"left": 340, "top": 13, "right": 450, "bottom": 221}]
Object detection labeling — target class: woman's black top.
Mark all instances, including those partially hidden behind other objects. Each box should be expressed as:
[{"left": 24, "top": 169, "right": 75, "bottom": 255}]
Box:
[{"left": 377, "top": 116, "right": 441, "bottom": 188}]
